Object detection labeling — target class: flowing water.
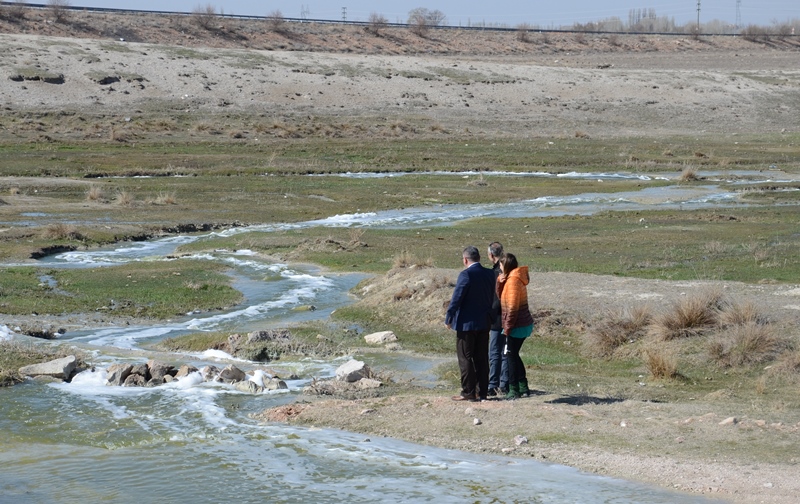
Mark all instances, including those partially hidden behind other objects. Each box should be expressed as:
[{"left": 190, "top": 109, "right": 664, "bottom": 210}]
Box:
[{"left": 5, "top": 169, "right": 789, "bottom": 503}]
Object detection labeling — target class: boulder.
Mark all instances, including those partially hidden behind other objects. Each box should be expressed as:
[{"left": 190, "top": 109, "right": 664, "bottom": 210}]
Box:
[
  {"left": 264, "top": 377, "right": 288, "bottom": 390},
  {"left": 355, "top": 378, "right": 382, "bottom": 389},
  {"left": 175, "top": 364, "right": 198, "bottom": 379},
  {"left": 123, "top": 373, "right": 146, "bottom": 387},
  {"left": 131, "top": 363, "right": 149, "bottom": 380},
  {"left": 364, "top": 330, "right": 397, "bottom": 344},
  {"left": 336, "top": 359, "right": 371, "bottom": 383},
  {"left": 201, "top": 365, "right": 220, "bottom": 382},
  {"left": 218, "top": 364, "right": 246, "bottom": 383},
  {"left": 235, "top": 380, "right": 263, "bottom": 393},
  {"left": 105, "top": 363, "right": 133, "bottom": 386},
  {"left": 19, "top": 355, "right": 77, "bottom": 381},
  {"left": 147, "top": 359, "right": 175, "bottom": 380}
]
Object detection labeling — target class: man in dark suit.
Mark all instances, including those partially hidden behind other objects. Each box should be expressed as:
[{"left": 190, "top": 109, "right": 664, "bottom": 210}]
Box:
[{"left": 445, "top": 245, "right": 495, "bottom": 401}]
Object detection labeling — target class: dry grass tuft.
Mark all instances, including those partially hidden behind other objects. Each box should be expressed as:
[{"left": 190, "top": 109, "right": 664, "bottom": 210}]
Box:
[
  {"left": 585, "top": 305, "right": 652, "bottom": 358},
  {"left": 114, "top": 190, "right": 135, "bottom": 206},
  {"left": 708, "top": 322, "right": 788, "bottom": 368},
  {"left": 392, "top": 250, "right": 433, "bottom": 269},
  {"left": 643, "top": 345, "right": 678, "bottom": 379},
  {"left": 649, "top": 290, "right": 723, "bottom": 341},
  {"left": 678, "top": 165, "right": 699, "bottom": 182},
  {"left": 150, "top": 192, "right": 177, "bottom": 205},
  {"left": 85, "top": 185, "right": 105, "bottom": 202},
  {"left": 770, "top": 350, "right": 800, "bottom": 378},
  {"left": 42, "top": 223, "right": 83, "bottom": 240},
  {"left": 717, "top": 300, "right": 769, "bottom": 327},
  {"left": 9, "top": 187, "right": 21, "bottom": 195}
]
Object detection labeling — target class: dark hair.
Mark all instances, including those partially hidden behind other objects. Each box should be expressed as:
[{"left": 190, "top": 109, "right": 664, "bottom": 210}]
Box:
[
  {"left": 499, "top": 252, "right": 518, "bottom": 273},
  {"left": 462, "top": 245, "right": 481, "bottom": 263},
  {"left": 488, "top": 241, "right": 503, "bottom": 258}
]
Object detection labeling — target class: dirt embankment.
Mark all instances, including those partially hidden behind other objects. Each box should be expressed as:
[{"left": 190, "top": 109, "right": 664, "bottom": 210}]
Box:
[{"left": 1, "top": 8, "right": 800, "bottom": 141}]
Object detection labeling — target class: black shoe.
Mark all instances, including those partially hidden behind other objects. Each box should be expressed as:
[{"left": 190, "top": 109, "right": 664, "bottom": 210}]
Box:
[
  {"left": 487, "top": 388, "right": 497, "bottom": 397},
  {"left": 451, "top": 393, "right": 477, "bottom": 402}
]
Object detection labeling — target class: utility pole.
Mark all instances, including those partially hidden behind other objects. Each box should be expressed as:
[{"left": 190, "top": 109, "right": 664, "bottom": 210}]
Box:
[
  {"left": 735, "top": 0, "right": 742, "bottom": 31},
  {"left": 696, "top": 0, "right": 701, "bottom": 33},
  {"left": 342, "top": 7, "right": 347, "bottom": 22}
]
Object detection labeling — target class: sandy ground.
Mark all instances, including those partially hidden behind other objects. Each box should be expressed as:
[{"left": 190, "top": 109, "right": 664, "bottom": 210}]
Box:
[{"left": 3, "top": 10, "right": 800, "bottom": 503}]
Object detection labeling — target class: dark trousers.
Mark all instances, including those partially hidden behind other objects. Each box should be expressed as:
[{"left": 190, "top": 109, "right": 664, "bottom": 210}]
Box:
[
  {"left": 506, "top": 335, "right": 527, "bottom": 385},
  {"left": 456, "top": 329, "right": 489, "bottom": 399}
]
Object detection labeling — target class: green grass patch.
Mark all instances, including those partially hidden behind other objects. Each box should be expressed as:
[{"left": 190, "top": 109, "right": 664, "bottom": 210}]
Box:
[{"left": 0, "top": 260, "right": 241, "bottom": 318}]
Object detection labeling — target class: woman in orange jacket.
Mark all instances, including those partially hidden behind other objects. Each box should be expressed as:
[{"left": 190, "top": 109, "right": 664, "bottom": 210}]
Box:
[{"left": 496, "top": 253, "right": 534, "bottom": 399}]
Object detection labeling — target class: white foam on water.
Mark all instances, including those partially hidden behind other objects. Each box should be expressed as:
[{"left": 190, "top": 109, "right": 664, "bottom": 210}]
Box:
[{"left": 0, "top": 324, "right": 14, "bottom": 341}]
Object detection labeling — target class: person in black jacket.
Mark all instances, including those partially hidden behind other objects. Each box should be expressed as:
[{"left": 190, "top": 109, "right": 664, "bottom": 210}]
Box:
[{"left": 445, "top": 246, "right": 495, "bottom": 401}]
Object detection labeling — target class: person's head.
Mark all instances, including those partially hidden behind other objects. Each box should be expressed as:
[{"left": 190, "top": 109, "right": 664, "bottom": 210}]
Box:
[
  {"left": 499, "top": 252, "right": 518, "bottom": 274},
  {"left": 462, "top": 245, "right": 480, "bottom": 266},
  {"left": 488, "top": 242, "right": 503, "bottom": 263}
]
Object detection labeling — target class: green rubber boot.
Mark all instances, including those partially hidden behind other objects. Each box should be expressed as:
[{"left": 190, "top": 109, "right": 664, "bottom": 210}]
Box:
[
  {"left": 505, "top": 382, "right": 520, "bottom": 400},
  {"left": 518, "top": 378, "right": 530, "bottom": 397}
]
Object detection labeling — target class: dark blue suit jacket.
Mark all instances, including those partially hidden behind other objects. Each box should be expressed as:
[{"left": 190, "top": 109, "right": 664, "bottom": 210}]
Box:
[{"left": 445, "top": 262, "right": 495, "bottom": 332}]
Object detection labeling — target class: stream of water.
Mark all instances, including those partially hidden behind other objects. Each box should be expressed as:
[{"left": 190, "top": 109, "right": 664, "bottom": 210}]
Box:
[{"left": 5, "top": 170, "right": 787, "bottom": 503}]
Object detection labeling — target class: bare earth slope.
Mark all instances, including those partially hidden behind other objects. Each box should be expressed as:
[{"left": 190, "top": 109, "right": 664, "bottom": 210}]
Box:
[{"left": 1, "top": 10, "right": 799, "bottom": 139}]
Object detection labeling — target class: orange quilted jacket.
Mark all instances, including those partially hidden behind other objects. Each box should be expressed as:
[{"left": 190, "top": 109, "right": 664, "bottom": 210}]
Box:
[{"left": 496, "top": 265, "right": 534, "bottom": 335}]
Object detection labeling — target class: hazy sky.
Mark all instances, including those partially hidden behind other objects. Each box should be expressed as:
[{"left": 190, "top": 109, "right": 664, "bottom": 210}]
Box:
[{"left": 72, "top": 1, "right": 798, "bottom": 28}]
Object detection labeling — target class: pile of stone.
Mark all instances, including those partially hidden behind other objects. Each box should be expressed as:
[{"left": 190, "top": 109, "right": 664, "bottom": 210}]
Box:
[
  {"left": 19, "top": 356, "right": 288, "bottom": 393},
  {"left": 302, "top": 359, "right": 382, "bottom": 395}
]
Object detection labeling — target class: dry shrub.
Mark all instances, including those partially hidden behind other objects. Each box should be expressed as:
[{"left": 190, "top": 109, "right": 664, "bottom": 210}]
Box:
[
  {"left": 348, "top": 227, "right": 365, "bottom": 246},
  {"left": 192, "top": 3, "right": 217, "bottom": 30},
  {"left": 409, "top": 17, "right": 429, "bottom": 38},
  {"left": 708, "top": 322, "right": 787, "bottom": 368},
  {"left": 266, "top": 10, "right": 285, "bottom": 32},
  {"left": 586, "top": 305, "right": 652, "bottom": 358},
  {"left": 366, "top": 12, "right": 388, "bottom": 36},
  {"left": 678, "top": 166, "right": 699, "bottom": 182},
  {"left": 4, "top": 1, "right": 28, "bottom": 21},
  {"left": 42, "top": 223, "right": 82, "bottom": 240},
  {"left": 643, "top": 345, "right": 678, "bottom": 379},
  {"left": 47, "top": 0, "right": 70, "bottom": 23},
  {"left": 516, "top": 23, "right": 531, "bottom": 42},
  {"left": 392, "top": 251, "right": 433, "bottom": 269},
  {"left": 114, "top": 190, "right": 135, "bottom": 206},
  {"left": 9, "top": 187, "right": 21, "bottom": 195},
  {"left": 85, "top": 185, "right": 104, "bottom": 202},
  {"left": 649, "top": 290, "right": 723, "bottom": 341}
]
